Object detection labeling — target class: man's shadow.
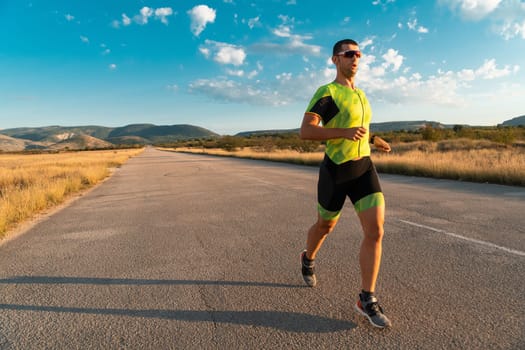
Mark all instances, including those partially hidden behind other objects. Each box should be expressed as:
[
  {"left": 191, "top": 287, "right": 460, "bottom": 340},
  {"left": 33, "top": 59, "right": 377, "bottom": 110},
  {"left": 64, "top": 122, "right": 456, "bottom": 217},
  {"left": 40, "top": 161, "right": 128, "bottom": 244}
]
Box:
[{"left": 0, "top": 276, "right": 356, "bottom": 333}]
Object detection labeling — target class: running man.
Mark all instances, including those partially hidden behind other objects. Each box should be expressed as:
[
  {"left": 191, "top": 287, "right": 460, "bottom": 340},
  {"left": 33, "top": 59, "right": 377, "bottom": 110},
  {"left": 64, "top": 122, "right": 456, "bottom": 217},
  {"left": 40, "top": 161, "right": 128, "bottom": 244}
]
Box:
[{"left": 299, "top": 39, "right": 392, "bottom": 328}]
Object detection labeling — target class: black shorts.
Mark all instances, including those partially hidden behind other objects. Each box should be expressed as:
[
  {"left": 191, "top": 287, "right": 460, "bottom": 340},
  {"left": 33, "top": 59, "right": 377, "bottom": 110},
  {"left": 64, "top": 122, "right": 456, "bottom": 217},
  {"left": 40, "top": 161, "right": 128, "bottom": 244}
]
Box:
[{"left": 317, "top": 155, "right": 384, "bottom": 219}]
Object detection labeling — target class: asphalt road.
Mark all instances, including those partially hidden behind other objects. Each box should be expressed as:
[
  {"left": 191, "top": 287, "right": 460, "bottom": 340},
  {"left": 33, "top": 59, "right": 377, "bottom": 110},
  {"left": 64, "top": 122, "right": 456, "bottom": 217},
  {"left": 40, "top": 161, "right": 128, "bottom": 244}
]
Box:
[{"left": 1, "top": 147, "right": 524, "bottom": 349}]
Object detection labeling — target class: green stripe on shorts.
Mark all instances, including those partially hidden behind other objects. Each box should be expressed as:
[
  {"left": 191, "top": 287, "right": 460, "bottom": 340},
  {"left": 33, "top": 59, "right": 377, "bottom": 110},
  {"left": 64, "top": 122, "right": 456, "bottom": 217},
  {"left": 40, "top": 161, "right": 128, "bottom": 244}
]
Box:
[
  {"left": 354, "top": 192, "right": 385, "bottom": 213},
  {"left": 317, "top": 203, "right": 341, "bottom": 221}
]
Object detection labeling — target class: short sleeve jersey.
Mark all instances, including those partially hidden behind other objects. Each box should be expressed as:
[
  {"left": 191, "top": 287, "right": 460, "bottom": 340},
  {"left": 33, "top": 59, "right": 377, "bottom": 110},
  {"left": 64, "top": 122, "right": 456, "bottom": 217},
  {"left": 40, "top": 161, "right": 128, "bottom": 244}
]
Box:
[{"left": 305, "top": 82, "right": 372, "bottom": 164}]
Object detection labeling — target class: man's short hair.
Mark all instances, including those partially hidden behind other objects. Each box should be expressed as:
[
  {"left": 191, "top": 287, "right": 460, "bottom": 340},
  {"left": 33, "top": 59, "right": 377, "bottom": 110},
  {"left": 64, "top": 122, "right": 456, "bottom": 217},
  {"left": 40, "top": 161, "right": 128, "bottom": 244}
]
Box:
[{"left": 332, "top": 39, "right": 359, "bottom": 56}]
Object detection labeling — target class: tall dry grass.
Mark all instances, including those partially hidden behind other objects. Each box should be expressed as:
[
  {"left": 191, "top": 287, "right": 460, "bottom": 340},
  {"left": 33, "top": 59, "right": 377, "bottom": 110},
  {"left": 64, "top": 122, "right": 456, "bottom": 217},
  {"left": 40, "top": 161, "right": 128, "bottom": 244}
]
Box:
[
  {"left": 373, "top": 147, "right": 525, "bottom": 185},
  {"left": 0, "top": 149, "right": 143, "bottom": 238},
  {"left": 168, "top": 139, "right": 525, "bottom": 186},
  {"left": 168, "top": 147, "right": 324, "bottom": 165}
]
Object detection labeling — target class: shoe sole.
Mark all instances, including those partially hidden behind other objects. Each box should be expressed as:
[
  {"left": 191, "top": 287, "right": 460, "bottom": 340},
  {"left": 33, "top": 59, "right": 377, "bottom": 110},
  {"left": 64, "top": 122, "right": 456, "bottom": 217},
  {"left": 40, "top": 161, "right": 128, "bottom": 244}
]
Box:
[
  {"left": 354, "top": 303, "right": 389, "bottom": 329},
  {"left": 302, "top": 275, "right": 316, "bottom": 287}
]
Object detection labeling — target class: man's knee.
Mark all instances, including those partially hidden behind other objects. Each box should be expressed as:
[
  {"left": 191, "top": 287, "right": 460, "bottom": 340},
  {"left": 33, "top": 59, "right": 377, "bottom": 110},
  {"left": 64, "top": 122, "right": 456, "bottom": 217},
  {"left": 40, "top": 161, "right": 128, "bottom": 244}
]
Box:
[
  {"left": 364, "top": 225, "right": 384, "bottom": 242},
  {"left": 316, "top": 218, "right": 338, "bottom": 235},
  {"left": 358, "top": 206, "right": 385, "bottom": 242}
]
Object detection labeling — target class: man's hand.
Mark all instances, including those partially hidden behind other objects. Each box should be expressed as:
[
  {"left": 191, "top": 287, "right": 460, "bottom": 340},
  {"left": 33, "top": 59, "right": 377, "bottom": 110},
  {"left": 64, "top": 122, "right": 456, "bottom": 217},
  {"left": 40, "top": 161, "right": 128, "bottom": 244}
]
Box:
[
  {"left": 372, "top": 136, "right": 391, "bottom": 153},
  {"left": 345, "top": 127, "right": 368, "bottom": 141}
]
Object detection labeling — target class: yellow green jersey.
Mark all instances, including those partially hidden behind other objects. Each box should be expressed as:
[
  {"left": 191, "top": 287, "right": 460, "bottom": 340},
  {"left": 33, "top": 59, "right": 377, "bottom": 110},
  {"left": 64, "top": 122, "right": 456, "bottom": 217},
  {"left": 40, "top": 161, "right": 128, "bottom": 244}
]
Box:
[{"left": 305, "top": 82, "right": 372, "bottom": 164}]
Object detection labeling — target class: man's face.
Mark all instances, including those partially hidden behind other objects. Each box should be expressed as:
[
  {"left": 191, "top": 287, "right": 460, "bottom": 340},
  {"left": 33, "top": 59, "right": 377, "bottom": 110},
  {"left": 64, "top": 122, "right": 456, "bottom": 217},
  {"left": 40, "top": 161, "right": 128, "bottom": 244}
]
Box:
[{"left": 333, "top": 44, "right": 361, "bottom": 78}]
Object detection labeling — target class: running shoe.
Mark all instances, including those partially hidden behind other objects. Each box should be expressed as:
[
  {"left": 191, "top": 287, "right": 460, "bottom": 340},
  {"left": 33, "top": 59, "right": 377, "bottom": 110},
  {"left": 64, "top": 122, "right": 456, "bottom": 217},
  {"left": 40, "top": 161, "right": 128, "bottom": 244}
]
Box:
[
  {"left": 300, "top": 250, "right": 317, "bottom": 287},
  {"left": 354, "top": 295, "right": 392, "bottom": 328}
]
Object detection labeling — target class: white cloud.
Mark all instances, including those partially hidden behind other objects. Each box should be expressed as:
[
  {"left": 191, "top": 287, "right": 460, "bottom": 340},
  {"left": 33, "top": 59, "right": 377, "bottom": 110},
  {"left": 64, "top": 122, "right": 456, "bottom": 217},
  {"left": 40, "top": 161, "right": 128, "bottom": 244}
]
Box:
[
  {"left": 187, "top": 37, "right": 521, "bottom": 123},
  {"left": 288, "top": 37, "right": 322, "bottom": 55},
  {"left": 359, "top": 37, "right": 374, "bottom": 50},
  {"left": 251, "top": 15, "right": 321, "bottom": 56},
  {"left": 323, "top": 67, "right": 336, "bottom": 79},
  {"left": 188, "top": 70, "right": 325, "bottom": 107},
  {"left": 188, "top": 5, "right": 216, "bottom": 36},
  {"left": 475, "top": 58, "right": 514, "bottom": 79},
  {"left": 372, "top": 0, "right": 396, "bottom": 8},
  {"left": 216, "top": 46, "right": 246, "bottom": 66},
  {"left": 276, "top": 72, "right": 292, "bottom": 81},
  {"left": 250, "top": 41, "right": 321, "bottom": 56},
  {"left": 359, "top": 67, "right": 467, "bottom": 107},
  {"left": 247, "top": 70, "right": 259, "bottom": 79},
  {"left": 201, "top": 40, "right": 246, "bottom": 66},
  {"left": 493, "top": 1, "right": 525, "bottom": 39},
  {"left": 499, "top": 19, "right": 525, "bottom": 39},
  {"left": 199, "top": 47, "right": 211, "bottom": 58},
  {"left": 247, "top": 16, "right": 260, "bottom": 29},
  {"left": 122, "top": 14, "right": 131, "bottom": 26},
  {"left": 80, "top": 35, "right": 89, "bottom": 43},
  {"left": 439, "top": 0, "right": 503, "bottom": 20},
  {"left": 65, "top": 14, "right": 74, "bottom": 22},
  {"left": 109, "top": 64, "right": 117, "bottom": 70},
  {"left": 135, "top": 6, "right": 153, "bottom": 25},
  {"left": 458, "top": 68, "right": 476, "bottom": 81},
  {"left": 273, "top": 25, "right": 292, "bottom": 38},
  {"left": 155, "top": 8, "right": 174, "bottom": 25},
  {"left": 114, "top": 7, "right": 173, "bottom": 27},
  {"left": 250, "top": 20, "right": 321, "bottom": 56},
  {"left": 356, "top": 51, "right": 520, "bottom": 109},
  {"left": 407, "top": 18, "right": 429, "bottom": 33},
  {"left": 382, "top": 49, "right": 404, "bottom": 72},
  {"left": 440, "top": 0, "right": 525, "bottom": 39},
  {"left": 187, "top": 24, "right": 521, "bottom": 114},
  {"left": 226, "top": 69, "right": 245, "bottom": 77},
  {"left": 189, "top": 78, "right": 282, "bottom": 105}
]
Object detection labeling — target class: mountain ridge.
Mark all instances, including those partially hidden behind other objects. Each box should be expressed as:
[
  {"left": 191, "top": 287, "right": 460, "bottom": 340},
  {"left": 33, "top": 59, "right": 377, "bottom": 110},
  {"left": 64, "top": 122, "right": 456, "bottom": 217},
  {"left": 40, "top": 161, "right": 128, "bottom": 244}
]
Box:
[
  {"left": 500, "top": 115, "right": 525, "bottom": 126},
  {"left": 0, "top": 124, "right": 219, "bottom": 152},
  {"left": 1, "top": 116, "right": 523, "bottom": 152}
]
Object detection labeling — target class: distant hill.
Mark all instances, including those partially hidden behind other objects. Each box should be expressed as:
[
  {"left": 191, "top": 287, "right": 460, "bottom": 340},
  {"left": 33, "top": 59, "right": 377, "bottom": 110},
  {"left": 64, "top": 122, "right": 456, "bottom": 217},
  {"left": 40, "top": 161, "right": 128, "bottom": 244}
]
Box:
[
  {"left": 500, "top": 115, "right": 525, "bottom": 126},
  {"left": 0, "top": 133, "right": 32, "bottom": 152},
  {"left": 1, "top": 125, "right": 113, "bottom": 142},
  {"left": 370, "top": 120, "right": 452, "bottom": 132},
  {"left": 47, "top": 134, "right": 114, "bottom": 151},
  {"left": 106, "top": 135, "right": 151, "bottom": 146},
  {"left": 0, "top": 124, "right": 218, "bottom": 152},
  {"left": 109, "top": 124, "right": 218, "bottom": 143}
]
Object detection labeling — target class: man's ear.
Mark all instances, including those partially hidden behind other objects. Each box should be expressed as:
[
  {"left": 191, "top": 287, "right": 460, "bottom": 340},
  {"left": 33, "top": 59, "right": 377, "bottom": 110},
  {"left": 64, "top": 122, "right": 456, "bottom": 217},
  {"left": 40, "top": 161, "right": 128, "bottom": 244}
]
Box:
[{"left": 331, "top": 55, "right": 337, "bottom": 65}]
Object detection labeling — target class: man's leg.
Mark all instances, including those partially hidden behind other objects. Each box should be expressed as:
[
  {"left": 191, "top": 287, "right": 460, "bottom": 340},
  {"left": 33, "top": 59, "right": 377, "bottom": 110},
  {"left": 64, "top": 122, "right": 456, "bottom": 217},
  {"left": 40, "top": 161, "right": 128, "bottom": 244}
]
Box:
[
  {"left": 354, "top": 204, "right": 391, "bottom": 328},
  {"left": 305, "top": 213, "right": 338, "bottom": 260},
  {"left": 301, "top": 214, "right": 338, "bottom": 287},
  {"left": 357, "top": 204, "right": 385, "bottom": 292}
]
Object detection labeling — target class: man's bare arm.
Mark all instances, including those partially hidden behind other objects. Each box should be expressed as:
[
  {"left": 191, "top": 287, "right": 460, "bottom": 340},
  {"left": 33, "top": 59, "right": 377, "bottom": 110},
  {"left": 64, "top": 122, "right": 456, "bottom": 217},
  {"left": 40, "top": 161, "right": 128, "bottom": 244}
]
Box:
[{"left": 300, "top": 112, "right": 367, "bottom": 141}]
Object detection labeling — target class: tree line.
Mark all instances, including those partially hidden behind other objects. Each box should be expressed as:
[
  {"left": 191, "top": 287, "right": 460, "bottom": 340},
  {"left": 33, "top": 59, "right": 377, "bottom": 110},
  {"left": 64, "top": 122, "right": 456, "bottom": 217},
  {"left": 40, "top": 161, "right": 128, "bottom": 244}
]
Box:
[{"left": 157, "top": 125, "right": 525, "bottom": 152}]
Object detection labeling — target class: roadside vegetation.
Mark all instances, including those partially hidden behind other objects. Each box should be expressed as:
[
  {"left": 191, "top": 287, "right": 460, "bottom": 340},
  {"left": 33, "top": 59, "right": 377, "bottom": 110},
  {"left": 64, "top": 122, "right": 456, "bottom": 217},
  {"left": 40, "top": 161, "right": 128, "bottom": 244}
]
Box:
[
  {"left": 2, "top": 125, "right": 523, "bottom": 239},
  {"left": 158, "top": 125, "right": 525, "bottom": 187},
  {"left": 0, "top": 148, "right": 143, "bottom": 239}
]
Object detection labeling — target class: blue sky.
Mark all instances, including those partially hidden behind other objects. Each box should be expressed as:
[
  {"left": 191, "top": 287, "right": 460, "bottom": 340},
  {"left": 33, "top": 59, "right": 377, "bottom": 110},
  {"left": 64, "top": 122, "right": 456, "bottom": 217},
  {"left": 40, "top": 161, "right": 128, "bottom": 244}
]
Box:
[{"left": 1, "top": 0, "right": 524, "bottom": 135}]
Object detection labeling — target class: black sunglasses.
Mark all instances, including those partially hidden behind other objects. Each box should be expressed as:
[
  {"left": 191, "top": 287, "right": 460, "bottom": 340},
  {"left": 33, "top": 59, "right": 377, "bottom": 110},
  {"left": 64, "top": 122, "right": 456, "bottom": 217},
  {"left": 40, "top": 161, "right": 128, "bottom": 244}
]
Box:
[{"left": 336, "top": 50, "right": 362, "bottom": 58}]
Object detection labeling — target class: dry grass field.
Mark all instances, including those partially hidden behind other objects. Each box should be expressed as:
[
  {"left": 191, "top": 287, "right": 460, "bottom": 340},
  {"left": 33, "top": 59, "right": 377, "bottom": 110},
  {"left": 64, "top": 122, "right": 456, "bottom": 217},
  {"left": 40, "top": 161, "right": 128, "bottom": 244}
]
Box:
[
  {"left": 372, "top": 141, "right": 525, "bottom": 186},
  {"left": 0, "top": 148, "right": 143, "bottom": 239},
  {"left": 167, "top": 139, "right": 525, "bottom": 187}
]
